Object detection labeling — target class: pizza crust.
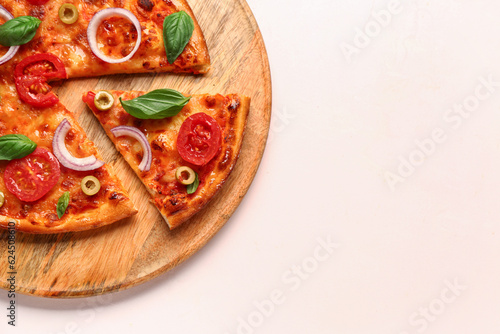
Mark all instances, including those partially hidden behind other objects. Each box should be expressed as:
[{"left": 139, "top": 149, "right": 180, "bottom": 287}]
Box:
[
  {"left": 0, "top": 198, "right": 137, "bottom": 234},
  {"left": 173, "top": 0, "right": 211, "bottom": 74}
]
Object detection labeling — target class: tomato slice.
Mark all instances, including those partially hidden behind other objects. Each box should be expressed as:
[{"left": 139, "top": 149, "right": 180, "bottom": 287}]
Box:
[
  {"left": 82, "top": 91, "right": 99, "bottom": 113},
  {"left": 4, "top": 147, "right": 61, "bottom": 202},
  {"left": 15, "top": 75, "right": 60, "bottom": 108},
  {"left": 14, "top": 53, "right": 67, "bottom": 108},
  {"left": 15, "top": 53, "right": 67, "bottom": 80},
  {"left": 177, "top": 113, "right": 222, "bottom": 166}
]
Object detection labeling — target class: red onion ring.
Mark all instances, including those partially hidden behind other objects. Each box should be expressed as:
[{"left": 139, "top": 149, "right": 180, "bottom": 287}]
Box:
[
  {"left": 53, "top": 119, "right": 105, "bottom": 171},
  {"left": 0, "top": 5, "right": 20, "bottom": 65},
  {"left": 87, "top": 8, "right": 142, "bottom": 64},
  {"left": 111, "top": 126, "right": 152, "bottom": 172}
]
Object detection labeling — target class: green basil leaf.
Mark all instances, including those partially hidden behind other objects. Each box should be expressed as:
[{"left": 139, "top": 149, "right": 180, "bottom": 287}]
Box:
[
  {"left": 56, "top": 191, "right": 70, "bottom": 219},
  {"left": 186, "top": 172, "right": 199, "bottom": 195},
  {"left": 0, "top": 134, "right": 37, "bottom": 160},
  {"left": 0, "top": 16, "right": 41, "bottom": 47},
  {"left": 120, "top": 89, "right": 191, "bottom": 119},
  {"left": 163, "top": 11, "right": 194, "bottom": 64}
]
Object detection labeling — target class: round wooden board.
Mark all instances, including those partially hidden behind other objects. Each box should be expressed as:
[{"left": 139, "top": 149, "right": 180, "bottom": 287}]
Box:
[{"left": 0, "top": 0, "right": 271, "bottom": 298}]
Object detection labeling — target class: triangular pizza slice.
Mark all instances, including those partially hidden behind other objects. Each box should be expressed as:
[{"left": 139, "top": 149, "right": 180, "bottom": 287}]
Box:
[
  {"left": 0, "top": 0, "right": 210, "bottom": 76},
  {"left": 0, "top": 83, "right": 138, "bottom": 233},
  {"left": 83, "top": 89, "right": 250, "bottom": 229}
]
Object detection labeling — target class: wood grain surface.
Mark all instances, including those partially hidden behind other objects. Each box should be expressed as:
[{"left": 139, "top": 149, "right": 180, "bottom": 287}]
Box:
[{"left": 0, "top": 0, "right": 271, "bottom": 298}]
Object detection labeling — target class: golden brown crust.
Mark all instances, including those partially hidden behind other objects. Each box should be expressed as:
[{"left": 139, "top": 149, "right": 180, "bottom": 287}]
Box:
[
  {"left": 85, "top": 91, "right": 250, "bottom": 229},
  {"left": 0, "top": 199, "right": 135, "bottom": 234},
  {"left": 174, "top": 0, "right": 211, "bottom": 74},
  {"left": 0, "top": 83, "right": 137, "bottom": 234},
  {"left": 0, "top": 0, "right": 210, "bottom": 77}
]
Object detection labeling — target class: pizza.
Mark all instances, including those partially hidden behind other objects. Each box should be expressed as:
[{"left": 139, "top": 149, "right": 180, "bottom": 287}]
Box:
[
  {"left": 0, "top": 0, "right": 210, "bottom": 77},
  {"left": 0, "top": 0, "right": 250, "bottom": 233},
  {"left": 0, "top": 81, "right": 138, "bottom": 233},
  {"left": 83, "top": 90, "right": 250, "bottom": 229}
]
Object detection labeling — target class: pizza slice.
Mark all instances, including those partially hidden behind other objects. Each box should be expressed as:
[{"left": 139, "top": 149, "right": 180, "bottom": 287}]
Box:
[
  {"left": 0, "top": 0, "right": 210, "bottom": 76},
  {"left": 0, "top": 82, "right": 138, "bottom": 233},
  {"left": 83, "top": 89, "right": 250, "bottom": 229}
]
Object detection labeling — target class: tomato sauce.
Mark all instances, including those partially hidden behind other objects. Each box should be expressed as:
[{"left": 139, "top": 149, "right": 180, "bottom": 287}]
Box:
[{"left": 96, "top": 17, "right": 138, "bottom": 59}]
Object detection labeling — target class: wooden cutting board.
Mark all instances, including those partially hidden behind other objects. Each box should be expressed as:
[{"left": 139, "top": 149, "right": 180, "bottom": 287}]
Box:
[{"left": 0, "top": 0, "right": 271, "bottom": 298}]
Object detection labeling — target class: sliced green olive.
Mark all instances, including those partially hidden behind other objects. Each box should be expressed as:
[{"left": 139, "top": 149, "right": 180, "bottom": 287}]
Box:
[
  {"left": 94, "top": 90, "right": 115, "bottom": 111},
  {"left": 175, "top": 166, "right": 196, "bottom": 185},
  {"left": 81, "top": 176, "right": 101, "bottom": 196},
  {"left": 58, "top": 4, "right": 79, "bottom": 24},
  {"left": 0, "top": 191, "right": 4, "bottom": 208}
]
